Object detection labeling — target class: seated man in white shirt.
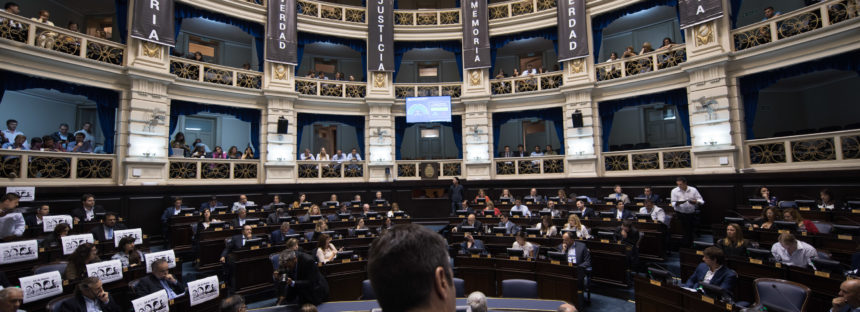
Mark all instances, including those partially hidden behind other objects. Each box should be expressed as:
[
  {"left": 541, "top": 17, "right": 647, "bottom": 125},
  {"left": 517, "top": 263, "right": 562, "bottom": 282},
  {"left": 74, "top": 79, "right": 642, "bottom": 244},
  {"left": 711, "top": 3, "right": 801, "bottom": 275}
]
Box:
[
  {"left": 300, "top": 149, "right": 315, "bottom": 161},
  {"left": 346, "top": 148, "right": 362, "bottom": 161},
  {"left": 520, "top": 64, "right": 537, "bottom": 76},
  {"left": 771, "top": 233, "right": 817, "bottom": 268},
  {"left": 0, "top": 193, "right": 25, "bottom": 240},
  {"left": 638, "top": 199, "right": 666, "bottom": 223},
  {"left": 331, "top": 149, "right": 347, "bottom": 163},
  {"left": 231, "top": 194, "right": 256, "bottom": 212},
  {"left": 509, "top": 199, "right": 531, "bottom": 218}
]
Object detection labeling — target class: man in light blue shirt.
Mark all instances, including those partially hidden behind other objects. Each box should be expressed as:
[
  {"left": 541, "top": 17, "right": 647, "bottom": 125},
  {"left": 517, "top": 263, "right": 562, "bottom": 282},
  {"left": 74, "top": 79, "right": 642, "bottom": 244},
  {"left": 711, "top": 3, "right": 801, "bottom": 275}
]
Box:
[{"left": 509, "top": 199, "right": 531, "bottom": 217}]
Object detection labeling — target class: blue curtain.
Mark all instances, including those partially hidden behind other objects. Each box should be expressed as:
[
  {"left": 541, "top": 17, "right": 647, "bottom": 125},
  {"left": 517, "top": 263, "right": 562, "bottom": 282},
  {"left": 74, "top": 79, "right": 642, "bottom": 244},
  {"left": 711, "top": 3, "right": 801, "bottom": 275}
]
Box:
[
  {"left": 591, "top": 0, "right": 679, "bottom": 62},
  {"left": 730, "top": 0, "right": 743, "bottom": 28},
  {"left": 115, "top": 0, "right": 128, "bottom": 44},
  {"left": 394, "top": 40, "right": 462, "bottom": 81},
  {"left": 169, "top": 100, "right": 261, "bottom": 157},
  {"left": 174, "top": 3, "right": 265, "bottom": 71},
  {"left": 297, "top": 32, "right": 367, "bottom": 80},
  {"left": 0, "top": 70, "right": 119, "bottom": 153},
  {"left": 490, "top": 26, "right": 557, "bottom": 76},
  {"left": 394, "top": 115, "right": 463, "bottom": 159},
  {"left": 739, "top": 50, "right": 860, "bottom": 139},
  {"left": 598, "top": 88, "right": 689, "bottom": 152},
  {"left": 296, "top": 113, "right": 365, "bottom": 159},
  {"left": 492, "top": 107, "right": 565, "bottom": 153}
]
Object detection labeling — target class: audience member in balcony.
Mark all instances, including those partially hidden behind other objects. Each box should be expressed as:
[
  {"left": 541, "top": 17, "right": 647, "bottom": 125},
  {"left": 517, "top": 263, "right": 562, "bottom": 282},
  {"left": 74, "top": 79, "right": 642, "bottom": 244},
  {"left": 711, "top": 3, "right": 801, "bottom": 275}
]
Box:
[
  {"left": 227, "top": 146, "right": 241, "bottom": 159},
  {"left": 520, "top": 64, "right": 538, "bottom": 76},
  {"left": 756, "top": 186, "right": 778, "bottom": 207},
  {"left": 334, "top": 72, "right": 345, "bottom": 81},
  {"left": 170, "top": 132, "right": 190, "bottom": 157},
  {"left": 481, "top": 202, "right": 500, "bottom": 217},
  {"left": 317, "top": 71, "right": 327, "bottom": 80},
  {"left": 67, "top": 21, "right": 78, "bottom": 32},
  {"left": 512, "top": 68, "right": 520, "bottom": 77},
  {"left": 232, "top": 194, "right": 256, "bottom": 213},
  {"left": 783, "top": 208, "right": 819, "bottom": 234},
  {"left": 538, "top": 67, "right": 545, "bottom": 74},
  {"left": 42, "top": 223, "right": 70, "bottom": 248},
  {"left": 608, "top": 184, "right": 631, "bottom": 204},
  {"left": 516, "top": 144, "right": 526, "bottom": 157},
  {"left": 96, "top": 29, "right": 108, "bottom": 39},
  {"left": 112, "top": 236, "right": 144, "bottom": 268},
  {"left": 622, "top": 46, "right": 636, "bottom": 58},
  {"left": 495, "top": 69, "right": 506, "bottom": 79},
  {"left": 241, "top": 146, "right": 255, "bottom": 159},
  {"left": 544, "top": 145, "right": 556, "bottom": 155},
  {"left": 499, "top": 145, "right": 513, "bottom": 157},
  {"left": 0, "top": 193, "right": 24, "bottom": 240},
  {"left": 639, "top": 42, "right": 654, "bottom": 55},
  {"left": 638, "top": 199, "right": 666, "bottom": 224},
  {"left": 1, "top": 134, "right": 25, "bottom": 150},
  {"left": 65, "top": 242, "right": 99, "bottom": 280},
  {"left": 331, "top": 149, "right": 346, "bottom": 163},
  {"left": 530, "top": 145, "right": 544, "bottom": 157},
  {"left": 536, "top": 215, "right": 557, "bottom": 237},
  {"left": 510, "top": 198, "right": 531, "bottom": 218},
  {"left": 242, "top": 63, "right": 251, "bottom": 70},
  {"left": 657, "top": 37, "right": 676, "bottom": 51},
  {"left": 770, "top": 233, "right": 816, "bottom": 268},
  {"left": 347, "top": 148, "right": 361, "bottom": 161},
  {"left": 577, "top": 199, "right": 597, "bottom": 219},
  {"left": 49, "top": 123, "right": 69, "bottom": 149},
  {"left": 40, "top": 135, "right": 61, "bottom": 152},
  {"left": 25, "top": 204, "right": 50, "bottom": 231},
  {"left": 717, "top": 223, "right": 751, "bottom": 259},
  {"left": 512, "top": 231, "right": 536, "bottom": 259},
  {"left": 300, "top": 148, "right": 315, "bottom": 160},
  {"left": 28, "top": 136, "right": 42, "bottom": 150},
  {"left": 818, "top": 188, "right": 840, "bottom": 210},
  {"left": 753, "top": 206, "right": 780, "bottom": 230},
  {"left": 31, "top": 10, "right": 57, "bottom": 49},
  {"left": 305, "top": 72, "right": 315, "bottom": 78},
  {"left": 67, "top": 132, "right": 93, "bottom": 153},
  {"left": 190, "top": 51, "right": 204, "bottom": 62},
  {"left": 72, "top": 193, "right": 104, "bottom": 222},
  {"left": 762, "top": 6, "right": 781, "bottom": 21},
  {"left": 1, "top": 2, "right": 21, "bottom": 26},
  {"left": 211, "top": 146, "right": 226, "bottom": 158},
  {"left": 2, "top": 119, "right": 26, "bottom": 149},
  {"left": 192, "top": 138, "right": 210, "bottom": 152},
  {"left": 349, "top": 75, "right": 357, "bottom": 81},
  {"left": 316, "top": 147, "right": 330, "bottom": 161},
  {"left": 190, "top": 145, "right": 206, "bottom": 158},
  {"left": 605, "top": 52, "right": 619, "bottom": 62},
  {"left": 563, "top": 214, "right": 591, "bottom": 239},
  {"left": 90, "top": 211, "right": 126, "bottom": 242}
]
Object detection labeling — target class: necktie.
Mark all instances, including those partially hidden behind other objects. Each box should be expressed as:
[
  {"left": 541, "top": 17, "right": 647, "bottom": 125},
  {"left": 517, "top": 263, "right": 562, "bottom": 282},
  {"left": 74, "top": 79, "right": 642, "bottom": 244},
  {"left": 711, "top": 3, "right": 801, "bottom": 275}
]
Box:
[
  {"left": 569, "top": 246, "right": 577, "bottom": 264},
  {"left": 616, "top": 194, "right": 621, "bottom": 200},
  {"left": 107, "top": 227, "right": 113, "bottom": 239}
]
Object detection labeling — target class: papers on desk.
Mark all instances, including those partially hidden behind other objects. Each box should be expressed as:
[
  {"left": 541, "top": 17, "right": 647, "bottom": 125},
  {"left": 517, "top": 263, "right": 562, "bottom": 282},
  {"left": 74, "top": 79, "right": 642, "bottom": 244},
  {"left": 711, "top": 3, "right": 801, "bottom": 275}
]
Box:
[{"left": 680, "top": 286, "right": 698, "bottom": 292}]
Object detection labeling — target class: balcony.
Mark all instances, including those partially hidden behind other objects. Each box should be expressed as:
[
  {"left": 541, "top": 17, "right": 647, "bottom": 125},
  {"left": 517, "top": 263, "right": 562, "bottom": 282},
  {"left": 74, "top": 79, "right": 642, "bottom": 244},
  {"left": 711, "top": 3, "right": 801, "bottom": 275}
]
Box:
[
  {"left": 169, "top": 57, "right": 263, "bottom": 90},
  {"left": 297, "top": 0, "right": 367, "bottom": 24},
  {"left": 493, "top": 155, "right": 565, "bottom": 176},
  {"left": 0, "top": 150, "right": 115, "bottom": 183},
  {"left": 490, "top": 72, "right": 562, "bottom": 95},
  {"left": 732, "top": 0, "right": 859, "bottom": 52},
  {"left": 396, "top": 160, "right": 462, "bottom": 179},
  {"left": 296, "top": 160, "right": 366, "bottom": 179},
  {"left": 294, "top": 78, "right": 367, "bottom": 98},
  {"left": 488, "top": 0, "right": 557, "bottom": 20},
  {"left": 595, "top": 45, "right": 687, "bottom": 82},
  {"left": 395, "top": 9, "right": 461, "bottom": 26},
  {"left": 394, "top": 83, "right": 462, "bottom": 99},
  {"left": 745, "top": 129, "right": 860, "bottom": 168},
  {"left": 601, "top": 147, "right": 692, "bottom": 172},
  {"left": 168, "top": 158, "right": 260, "bottom": 181}
]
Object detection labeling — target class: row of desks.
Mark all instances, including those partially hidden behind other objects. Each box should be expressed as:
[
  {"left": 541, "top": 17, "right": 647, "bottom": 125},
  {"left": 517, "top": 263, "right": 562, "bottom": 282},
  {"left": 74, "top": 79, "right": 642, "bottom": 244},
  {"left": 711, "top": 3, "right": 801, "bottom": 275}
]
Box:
[
  {"left": 708, "top": 224, "right": 859, "bottom": 264},
  {"left": 735, "top": 205, "right": 860, "bottom": 223},
  {"left": 454, "top": 256, "right": 585, "bottom": 307}
]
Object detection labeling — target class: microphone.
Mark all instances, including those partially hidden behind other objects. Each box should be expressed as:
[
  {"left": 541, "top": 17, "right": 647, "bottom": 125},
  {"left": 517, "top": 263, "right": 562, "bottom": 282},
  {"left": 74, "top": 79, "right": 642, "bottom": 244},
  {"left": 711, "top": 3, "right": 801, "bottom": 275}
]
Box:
[
  {"left": 770, "top": 284, "right": 802, "bottom": 312},
  {"left": 647, "top": 262, "right": 677, "bottom": 278}
]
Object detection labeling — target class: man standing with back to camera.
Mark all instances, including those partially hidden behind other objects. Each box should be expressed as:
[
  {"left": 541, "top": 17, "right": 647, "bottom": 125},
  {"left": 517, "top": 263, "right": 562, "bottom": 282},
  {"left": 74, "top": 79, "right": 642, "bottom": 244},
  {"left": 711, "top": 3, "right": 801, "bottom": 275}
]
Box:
[{"left": 448, "top": 177, "right": 465, "bottom": 216}]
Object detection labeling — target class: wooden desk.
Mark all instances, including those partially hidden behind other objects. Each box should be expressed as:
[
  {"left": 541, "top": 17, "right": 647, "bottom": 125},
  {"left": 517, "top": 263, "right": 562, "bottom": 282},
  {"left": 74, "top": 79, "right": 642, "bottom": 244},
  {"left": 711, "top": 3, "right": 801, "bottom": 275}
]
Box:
[
  {"left": 634, "top": 276, "right": 738, "bottom": 312},
  {"left": 320, "top": 260, "right": 367, "bottom": 301},
  {"left": 453, "top": 256, "right": 583, "bottom": 307}
]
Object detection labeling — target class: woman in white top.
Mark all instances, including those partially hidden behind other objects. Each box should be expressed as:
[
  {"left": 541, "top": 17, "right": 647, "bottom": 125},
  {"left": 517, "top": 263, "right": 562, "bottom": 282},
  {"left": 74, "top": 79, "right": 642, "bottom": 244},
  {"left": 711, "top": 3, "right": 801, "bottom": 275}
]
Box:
[
  {"left": 317, "top": 147, "right": 330, "bottom": 161},
  {"left": 315, "top": 233, "right": 340, "bottom": 264},
  {"left": 511, "top": 232, "right": 535, "bottom": 259},
  {"left": 535, "top": 215, "right": 558, "bottom": 237},
  {"left": 112, "top": 236, "right": 145, "bottom": 268},
  {"left": 562, "top": 214, "right": 591, "bottom": 239},
  {"left": 386, "top": 202, "right": 402, "bottom": 218}
]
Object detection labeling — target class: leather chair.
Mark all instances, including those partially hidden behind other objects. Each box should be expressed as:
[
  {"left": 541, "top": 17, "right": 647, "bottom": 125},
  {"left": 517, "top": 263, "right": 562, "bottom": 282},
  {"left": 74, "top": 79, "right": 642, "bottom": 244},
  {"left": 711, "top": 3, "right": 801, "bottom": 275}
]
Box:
[
  {"left": 778, "top": 201, "right": 798, "bottom": 209},
  {"left": 453, "top": 277, "right": 465, "bottom": 297},
  {"left": 34, "top": 261, "right": 69, "bottom": 276},
  {"left": 748, "top": 278, "right": 810, "bottom": 312},
  {"left": 812, "top": 221, "right": 832, "bottom": 234},
  {"left": 501, "top": 279, "right": 538, "bottom": 298},
  {"left": 46, "top": 294, "right": 74, "bottom": 312},
  {"left": 304, "top": 231, "right": 314, "bottom": 241},
  {"left": 128, "top": 276, "right": 145, "bottom": 298},
  {"left": 361, "top": 279, "right": 375, "bottom": 300}
]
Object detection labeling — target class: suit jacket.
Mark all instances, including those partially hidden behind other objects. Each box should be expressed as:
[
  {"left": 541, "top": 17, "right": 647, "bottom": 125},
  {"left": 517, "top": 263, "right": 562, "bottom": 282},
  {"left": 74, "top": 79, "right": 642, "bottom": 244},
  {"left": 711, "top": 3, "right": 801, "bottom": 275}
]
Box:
[
  {"left": 24, "top": 214, "right": 44, "bottom": 232},
  {"left": 579, "top": 206, "right": 598, "bottom": 219},
  {"left": 457, "top": 219, "right": 483, "bottom": 231},
  {"left": 615, "top": 227, "right": 640, "bottom": 247},
  {"left": 639, "top": 193, "right": 662, "bottom": 204},
  {"left": 278, "top": 250, "right": 329, "bottom": 305},
  {"left": 58, "top": 293, "right": 121, "bottom": 312},
  {"left": 683, "top": 263, "right": 737, "bottom": 297},
  {"left": 200, "top": 201, "right": 224, "bottom": 212},
  {"left": 230, "top": 218, "right": 250, "bottom": 228},
  {"left": 498, "top": 220, "right": 520, "bottom": 235},
  {"left": 460, "top": 239, "right": 488, "bottom": 255},
  {"left": 498, "top": 150, "right": 514, "bottom": 157},
  {"left": 270, "top": 229, "right": 297, "bottom": 244},
  {"left": 555, "top": 242, "right": 592, "bottom": 269},
  {"left": 71, "top": 206, "right": 105, "bottom": 222},
  {"left": 221, "top": 234, "right": 254, "bottom": 258},
  {"left": 160, "top": 207, "right": 183, "bottom": 224},
  {"left": 613, "top": 209, "right": 634, "bottom": 220},
  {"left": 267, "top": 212, "right": 290, "bottom": 225},
  {"left": 524, "top": 195, "right": 544, "bottom": 205},
  {"left": 134, "top": 274, "right": 186, "bottom": 299},
  {"left": 89, "top": 223, "right": 128, "bottom": 242}
]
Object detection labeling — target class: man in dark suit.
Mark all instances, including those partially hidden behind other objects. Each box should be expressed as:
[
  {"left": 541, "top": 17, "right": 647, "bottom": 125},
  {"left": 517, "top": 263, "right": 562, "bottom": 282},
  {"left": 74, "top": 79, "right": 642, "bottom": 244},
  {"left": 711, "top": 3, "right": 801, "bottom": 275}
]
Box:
[
  {"left": 89, "top": 211, "right": 127, "bottom": 242},
  {"left": 267, "top": 208, "right": 290, "bottom": 225},
  {"left": 453, "top": 213, "right": 482, "bottom": 232},
  {"left": 231, "top": 208, "right": 250, "bottom": 228},
  {"left": 58, "top": 276, "right": 121, "bottom": 312},
  {"left": 498, "top": 214, "right": 520, "bottom": 235},
  {"left": 134, "top": 259, "right": 185, "bottom": 299},
  {"left": 448, "top": 177, "right": 465, "bottom": 215},
  {"left": 524, "top": 188, "right": 544, "bottom": 205},
  {"left": 498, "top": 145, "right": 514, "bottom": 157},
  {"left": 612, "top": 201, "right": 634, "bottom": 220},
  {"left": 556, "top": 232, "right": 591, "bottom": 268},
  {"left": 24, "top": 204, "right": 50, "bottom": 233},
  {"left": 638, "top": 186, "right": 661, "bottom": 204},
  {"left": 459, "top": 232, "right": 487, "bottom": 255},
  {"left": 276, "top": 249, "right": 329, "bottom": 306},
  {"left": 515, "top": 144, "right": 526, "bottom": 157},
  {"left": 71, "top": 193, "right": 105, "bottom": 222},
  {"left": 577, "top": 200, "right": 597, "bottom": 219},
  {"left": 220, "top": 224, "right": 257, "bottom": 290},
  {"left": 270, "top": 222, "right": 296, "bottom": 245},
  {"left": 683, "top": 246, "right": 738, "bottom": 298},
  {"left": 160, "top": 197, "right": 185, "bottom": 246},
  {"left": 199, "top": 195, "right": 223, "bottom": 212}
]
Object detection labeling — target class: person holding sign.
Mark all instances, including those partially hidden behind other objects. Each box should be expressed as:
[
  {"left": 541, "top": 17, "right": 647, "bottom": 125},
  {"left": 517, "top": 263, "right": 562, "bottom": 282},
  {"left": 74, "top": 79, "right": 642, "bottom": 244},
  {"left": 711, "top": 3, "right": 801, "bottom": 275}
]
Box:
[{"left": 58, "top": 276, "right": 121, "bottom": 311}]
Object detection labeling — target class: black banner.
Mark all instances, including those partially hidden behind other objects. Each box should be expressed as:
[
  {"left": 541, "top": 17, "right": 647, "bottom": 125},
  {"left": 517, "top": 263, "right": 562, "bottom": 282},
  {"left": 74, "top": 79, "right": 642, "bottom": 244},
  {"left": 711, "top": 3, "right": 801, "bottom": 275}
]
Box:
[
  {"left": 266, "top": 0, "right": 298, "bottom": 65},
  {"left": 678, "top": 0, "right": 723, "bottom": 29},
  {"left": 368, "top": 0, "right": 394, "bottom": 72},
  {"left": 462, "top": 0, "right": 490, "bottom": 69},
  {"left": 556, "top": 0, "right": 588, "bottom": 62},
  {"left": 130, "top": 0, "right": 175, "bottom": 47}
]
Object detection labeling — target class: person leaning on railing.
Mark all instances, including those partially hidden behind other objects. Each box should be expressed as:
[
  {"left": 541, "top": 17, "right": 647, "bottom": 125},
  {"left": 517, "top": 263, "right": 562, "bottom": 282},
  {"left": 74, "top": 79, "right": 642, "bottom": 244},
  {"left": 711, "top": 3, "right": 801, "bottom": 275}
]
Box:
[{"left": 30, "top": 10, "right": 57, "bottom": 49}]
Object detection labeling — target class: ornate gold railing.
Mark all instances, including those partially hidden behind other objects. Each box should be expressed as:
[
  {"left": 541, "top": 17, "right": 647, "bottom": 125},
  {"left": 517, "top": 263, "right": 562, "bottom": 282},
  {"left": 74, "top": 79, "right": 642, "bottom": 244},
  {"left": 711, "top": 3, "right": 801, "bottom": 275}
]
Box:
[
  {"left": 602, "top": 147, "right": 692, "bottom": 172},
  {"left": 745, "top": 130, "right": 860, "bottom": 166},
  {"left": 732, "top": 0, "right": 858, "bottom": 51},
  {"left": 394, "top": 83, "right": 462, "bottom": 99},
  {"left": 295, "top": 78, "right": 367, "bottom": 98},
  {"left": 493, "top": 156, "right": 565, "bottom": 176},
  {"left": 296, "top": 160, "right": 366, "bottom": 179},
  {"left": 0, "top": 11, "right": 125, "bottom": 66},
  {"left": 396, "top": 160, "right": 462, "bottom": 178},
  {"left": 296, "top": 0, "right": 367, "bottom": 23},
  {"left": 0, "top": 150, "right": 115, "bottom": 181},
  {"left": 394, "top": 9, "right": 461, "bottom": 26},
  {"left": 490, "top": 72, "right": 562, "bottom": 95},
  {"left": 595, "top": 45, "right": 687, "bottom": 82},
  {"left": 488, "top": 0, "right": 556, "bottom": 20},
  {"left": 169, "top": 57, "right": 262, "bottom": 90},
  {"left": 168, "top": 159, "right": 260, "bottom": 180},
  {"left": 229, "top": 0, "right": 265, "bottom": 7}
]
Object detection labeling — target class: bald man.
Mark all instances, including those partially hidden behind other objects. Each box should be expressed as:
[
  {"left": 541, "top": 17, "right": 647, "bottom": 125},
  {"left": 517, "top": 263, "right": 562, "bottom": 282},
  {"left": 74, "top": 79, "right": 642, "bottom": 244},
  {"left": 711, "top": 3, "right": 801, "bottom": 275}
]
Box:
[
  {"left": 0, "top": 287, "right": 23, "bottom": 312},
  {"left": 558, "top": 303, "right": 578, "bottom": 312},
  {"left": 832, "top": 279, "right": 860, "bottom": 312}
]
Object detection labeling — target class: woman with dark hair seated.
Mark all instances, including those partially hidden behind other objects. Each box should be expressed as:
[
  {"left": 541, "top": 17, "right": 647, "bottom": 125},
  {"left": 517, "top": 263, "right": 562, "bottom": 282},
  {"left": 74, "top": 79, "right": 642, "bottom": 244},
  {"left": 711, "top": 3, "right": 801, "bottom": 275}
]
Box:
[
  {"left": 717, "top": 223, "right": 751, "bottom": 259},
  {"left": 783, "top": 208, "right": 819, "bottom": 234},
  {"left": 753, "top": 206, "right": 780, "bottom": 230},
  {"left": 42, "top": 223, "right": 70, "bottom": 248},
  {"left": 683, "top": 246, "right": 738, "bottom": 297},
  {"left": 112, "top": 236, "right": 144, "bottom": 268},
  {"left": 818, "top": 188, "right": 841, "bottom": 210},
  {"left": 65, "top": 243, "right": 99, "bottom": 280},
  {"left": 756, "top": 186, "right": 778, "bottom": 207}
]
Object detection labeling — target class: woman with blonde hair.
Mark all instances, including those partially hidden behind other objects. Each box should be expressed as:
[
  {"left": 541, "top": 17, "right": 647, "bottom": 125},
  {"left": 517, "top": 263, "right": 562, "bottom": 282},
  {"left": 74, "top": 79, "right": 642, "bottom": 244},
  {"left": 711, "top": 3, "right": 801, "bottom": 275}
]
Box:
[
  {"left": 716, "top": 223, "right": 751, "bottom": 259},
  {"left": 562, "top": 214, "right": 591, "bottom": 239}
]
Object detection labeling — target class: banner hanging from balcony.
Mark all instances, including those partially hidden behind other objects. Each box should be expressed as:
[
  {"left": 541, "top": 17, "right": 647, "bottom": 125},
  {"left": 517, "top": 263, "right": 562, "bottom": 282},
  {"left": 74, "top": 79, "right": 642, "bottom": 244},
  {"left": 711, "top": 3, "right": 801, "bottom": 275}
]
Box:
[
  {"left": 462, "top": 0, "right": 490, "bottom": 69},
  {"left": 368, "top": 0, "right": 394, "bottom": 71},
  {"left": 678, "top": 0, "right": 723, "bottom": 29},
  {"left": 131, "top": 0, "right": 175, "bottom": 46},
  {"left": 557, "top": 0, "right": 588, "bottom": 62},
  {"left": 267, "top": 0, "right": 298, "bottom": 65}
]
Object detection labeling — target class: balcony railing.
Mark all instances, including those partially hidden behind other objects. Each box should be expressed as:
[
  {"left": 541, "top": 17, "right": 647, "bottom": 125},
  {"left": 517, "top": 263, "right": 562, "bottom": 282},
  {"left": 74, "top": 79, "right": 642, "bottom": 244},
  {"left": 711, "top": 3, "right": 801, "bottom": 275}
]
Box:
[
  {"left": 493, "top": 156, "right": 565, "bottom": 175},
  {"left": 394, "top": 83, "right": 462, "bottom": 99},
  {"left": 595, "top": 45, "right": 687, "bottom": 82},
  {"left": 488, "top": 0, "right": 557, "bottom": 20},
  {"left": 295, "top": 78, "right": 367, "bottom": 98},
  {"left": 169, "top": 57, "right": 262, "bottom": 90},
  {"left": 0, "top": 150, "right": 115, "bottom": 181},
  {"left": 0, "top": 11, "right": 125, "bottom": 66},
  {"left": 745, "top": 130, "right": 860, "bottom": 166},
  {"left": 168, "top": 158, "right": 260, "bottom": 180},
  {"left": 602, "top": 147, "right": 692, "bottom": 172},
  {"left": 297, "top": 0, "right": 367, "bottom": 23},
  {"left": 229, "top": 0, "right": 265, "bottom": 7},
  {"left": 490, "top": 72, "right": 562, "bottom": 95},
  {"left": 394, "top": 9, "right": 461, "bottom": 26},
  {"left": 732, "top": 0, "right": 858, "bottom": 51},
  {"left": 296, "top": 160, "right": 366, "bottom": 179},
  {"left": 396, "top": 160, "right": 462, "bottom": 178}
]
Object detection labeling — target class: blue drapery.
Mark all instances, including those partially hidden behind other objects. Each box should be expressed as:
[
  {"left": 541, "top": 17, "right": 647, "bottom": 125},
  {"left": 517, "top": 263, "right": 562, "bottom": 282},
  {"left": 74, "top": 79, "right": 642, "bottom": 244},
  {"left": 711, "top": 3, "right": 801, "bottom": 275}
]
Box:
[
  {"left": 296, "top": 113, "right": 365, "bottom": 159},
  {"left": 394, "top": 115, "right": 463, "bottom": 159},
  {"left": 0, "top": 70, "right": 119, "bottom": 153},
  {"left": 174, "top": 3, "right": 265, "bottom": 71},
  {"left": 490, "top": 26, "right": 558, "bottom": 75},
  {"left": 169, "top": 100, "right": 261, "bottom": 158},
  {"left": 115, "top": 0, "right": 128, "bottom": 43},
  {"left": 739, "top": 50, "right": 860, "bottom": 139},
  {"left": 730, "top": 0, "right": 743, "bottom": 28},
  {"left": 591, "top": 0, "right": 680, "bottom": 62},
  {"left": 394, "top": 40, "right": 462, "bottom": 81},
  {"left": 492, "top": 107, "right": 565, "bottom": 153},
  {"left": 598, "top": 88, "right": 689, "bottom": 152},
  {"left": 297, "top": 32, "right": 367, "bottom": 80}
]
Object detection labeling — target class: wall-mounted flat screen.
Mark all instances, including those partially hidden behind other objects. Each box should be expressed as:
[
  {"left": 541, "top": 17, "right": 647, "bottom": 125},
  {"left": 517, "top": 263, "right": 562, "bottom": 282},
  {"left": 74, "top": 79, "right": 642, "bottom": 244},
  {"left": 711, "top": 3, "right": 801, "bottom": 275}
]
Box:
[{"left": 406, "top": 96, "right": 451, "bottom": 123}]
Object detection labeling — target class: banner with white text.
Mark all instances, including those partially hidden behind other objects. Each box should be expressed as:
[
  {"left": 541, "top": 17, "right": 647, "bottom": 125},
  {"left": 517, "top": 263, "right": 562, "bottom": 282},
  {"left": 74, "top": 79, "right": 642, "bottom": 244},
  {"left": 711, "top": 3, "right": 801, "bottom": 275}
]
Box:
[
  {"left": 132, "top": 290, "right": 169, "bottom": 312},
  {"left": 266, "top": 0, "right": 298, "bottom": 65},
  {"left": 188, "top": 275, "right": 220, "bottom": 306},
  {"left": 61, "top": 234, "right": 94, "bottom": 255},
  {"left": 462, "top": 0, "right": 490, "bottom": 69},
  {"left": 557, "top": 0, "right": 588, "bottom": 62},
  {"left": 19, "top": 271, "right": 63, "bottom": 303},
  {"left": 0, "top": 240, "right": 38, "bottom": 265},
  {"left": 87, "top": 260, "right": 124, "bottom": 283},
  {"left": 145, "top": 249, "right": 177, "bottom": 273},
  {"left": 131, "top": 0, "right": 175, "bottom": 46},
  {"left": 368, "top": 0, "right": 394, "bottom": 71},
  {"left": 678, "top": 0, "right": 723, "bottom": 29}
]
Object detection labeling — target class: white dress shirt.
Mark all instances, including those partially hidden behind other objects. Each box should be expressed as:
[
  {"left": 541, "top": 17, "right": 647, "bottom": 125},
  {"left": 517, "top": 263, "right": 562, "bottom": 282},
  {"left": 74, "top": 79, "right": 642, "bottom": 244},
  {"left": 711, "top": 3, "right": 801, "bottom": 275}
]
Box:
[
  {"left": 0, "top": 212, "right": 25, "bottom": 237},
  {"left": 671, "top": 186, "right": 704, "bottom": 214},
  {"left": 1, "top": 129, "right": 28, "bottom": 149},
  {"left": 232, "top": 201, "right": 255, "bottom": 212},
  {"left": 510, "top": 205, "right": 531, "bottom": 217},
  {"left": 703, "top": 266, "right": 722, "bottom": 284},
  {"left": 347, "top": 153, "right": 362, "bottom": 161},
  {"left": 771, "top": 240, "right": 817, "bottom": 268},
  {"left": 300, "top": 153, "right": 315, "bottom": 160},
  {"left": 83, "top": 207, "right": 95, "bottom": 221},
  {"left": 639, "top": 206, "right": 666, "bottom": 223},
  {"left": 511, "top": 241, "right": 535, "bottom": 258}
]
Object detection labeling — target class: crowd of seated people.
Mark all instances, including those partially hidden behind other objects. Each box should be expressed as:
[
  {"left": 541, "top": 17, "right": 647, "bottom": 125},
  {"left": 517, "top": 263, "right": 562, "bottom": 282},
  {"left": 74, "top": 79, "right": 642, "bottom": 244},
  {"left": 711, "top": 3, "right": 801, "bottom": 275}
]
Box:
[
  {"left": 304, "top": 71, "right": 359, "bottom": 82},
  {"left": 1, "top": 120, "right": 97, "bottom": 153},
  {"left": 494, "top": 64, "right": 560, "bottom": 79},
  {"left": 497, "top": 144, "right": 560, "bottom": 157},
  {"left": 172, "top": 132, "right": 256, "bottom": 159},
  {"left": 299, "top": 147, "right": 363, "bottom": 163}
]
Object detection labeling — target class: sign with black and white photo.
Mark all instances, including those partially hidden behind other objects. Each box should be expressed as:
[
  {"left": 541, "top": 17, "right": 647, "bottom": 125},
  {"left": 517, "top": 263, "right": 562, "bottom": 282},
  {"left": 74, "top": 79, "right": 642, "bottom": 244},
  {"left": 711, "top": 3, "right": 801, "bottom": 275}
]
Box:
[
  {"left": 114, "top": 228, "right": 143, "bottom": 247},
  {"left": 61, "top": 233, "right": 94, "bottom": 255},
  {"left": 144, "top": 249, "right": 176, "bottom": 273},
  {"left": 131, "top": 0, "right": 175, "bottom": 46},
  {"left": 678, "top": 0, "right": 723, "bottom": 29},
  {"left": 266, "top": 0, "right": 298, "bottom": 65},
  {"left": 188, "top": 275, "right": 220, "bottom": 306},
  {"left": 42, "top": 215, "right": 73, "bottom": 232},
  {"left": 132, "top": 289, "right": 169, "bottom": 312},
  {"left": 368, "top": 0, "right": 394, "bottom": 72},
  {"left": 462, "top": 0, "right": 490, "bottom": 69},
  {"left": 6, "top": 186, "right": 34, "bottom": 201},
  {"left": 0, "top": 240, "right": 38, "bottom": 265},
  {"left": 86, "top": 259, "right": 124, "bottom": 284},
  {"left": 556, "top": 0, "right": 588, "bottom": 62},
  {"left": 18, "top": 271, "right": 63, "bottom": 303}
]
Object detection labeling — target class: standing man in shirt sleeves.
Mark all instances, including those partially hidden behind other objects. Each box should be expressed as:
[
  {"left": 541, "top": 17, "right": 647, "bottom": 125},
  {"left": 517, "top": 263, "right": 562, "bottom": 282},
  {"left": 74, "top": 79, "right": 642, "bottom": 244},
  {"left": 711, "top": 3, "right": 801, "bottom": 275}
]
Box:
[
  {"left": 448, "top": 177, "right": 465, "bottom": 216},
  {"left": 0, "top": 193, "right": 25, "bottom": 240},
  {"left": 671, "top": 177, "right": 704, "bottom": 248}
]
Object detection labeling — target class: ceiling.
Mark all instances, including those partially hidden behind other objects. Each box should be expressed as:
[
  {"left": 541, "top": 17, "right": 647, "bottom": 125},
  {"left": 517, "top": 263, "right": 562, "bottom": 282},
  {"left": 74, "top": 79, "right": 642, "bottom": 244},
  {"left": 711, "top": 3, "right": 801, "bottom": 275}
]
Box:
[
  {"left": 12, "top": 88, "right": 94, "bottom": 106},
  {"left": 25, "top": 0, "right": 115, "bottom": 17},
  {"left": 602, "top": 6, "right": 678, "bottom": 35}
]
